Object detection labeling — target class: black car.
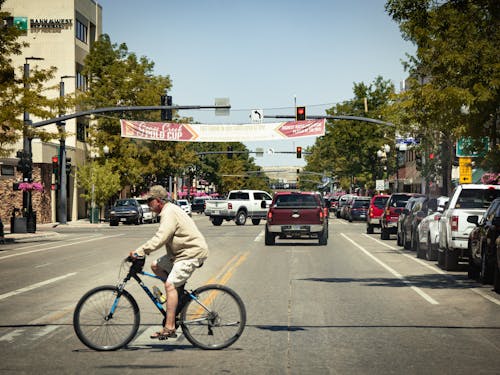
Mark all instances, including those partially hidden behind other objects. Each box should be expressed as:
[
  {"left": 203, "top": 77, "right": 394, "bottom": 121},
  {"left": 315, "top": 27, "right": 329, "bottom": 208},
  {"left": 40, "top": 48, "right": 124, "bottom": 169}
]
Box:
[
  {"left": 348, "top": 197, "right": 370, "bottom": 222},
  {"left": 396, "top": 195, "right": 425, "bottom": 247},
  {"left": 191, "top": 197, "right": 210, "bottom": 214},
  {"left": 109, "top": 199, "right": 143, "bottom": 226},
  {"left": 467, "top": 197, "right": 500, "bottom": 284}
]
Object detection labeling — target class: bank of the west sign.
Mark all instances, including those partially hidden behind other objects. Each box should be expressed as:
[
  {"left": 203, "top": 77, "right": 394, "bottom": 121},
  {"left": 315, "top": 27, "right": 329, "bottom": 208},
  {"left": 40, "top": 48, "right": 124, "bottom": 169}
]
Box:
[{"left": 30, "top": 18, "right": 73, "bottom": 29}]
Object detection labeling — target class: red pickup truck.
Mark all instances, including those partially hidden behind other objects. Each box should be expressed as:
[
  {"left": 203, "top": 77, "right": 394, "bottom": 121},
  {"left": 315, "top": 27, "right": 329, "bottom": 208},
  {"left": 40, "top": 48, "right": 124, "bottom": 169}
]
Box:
[{"left": 263, "top": 191, "right": 328, "bottom": 246}]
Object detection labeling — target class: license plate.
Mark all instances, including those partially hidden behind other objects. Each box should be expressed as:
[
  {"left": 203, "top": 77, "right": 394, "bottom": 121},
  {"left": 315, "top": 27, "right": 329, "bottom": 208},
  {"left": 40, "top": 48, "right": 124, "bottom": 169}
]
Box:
[
  {"left": 291, "top": 225, "right": 302, "bottom": 230},
  {"left": 213, "top": 210, "right": 220, "bottom": 215},
  {"left": 120, "top": 218, "right": 126, "bottom": 222}
]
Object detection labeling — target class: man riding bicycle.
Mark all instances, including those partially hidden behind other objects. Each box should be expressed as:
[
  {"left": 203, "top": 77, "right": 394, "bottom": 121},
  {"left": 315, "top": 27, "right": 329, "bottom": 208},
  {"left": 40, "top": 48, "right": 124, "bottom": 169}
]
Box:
[{"left": 129, "top": 185, "right": 209, "bottom": 340}]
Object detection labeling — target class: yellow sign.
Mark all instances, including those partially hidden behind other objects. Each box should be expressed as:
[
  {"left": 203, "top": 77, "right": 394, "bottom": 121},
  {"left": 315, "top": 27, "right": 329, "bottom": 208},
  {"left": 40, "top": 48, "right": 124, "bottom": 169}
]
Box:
[{"left": 459, "top": 157, "right": 472, "bottom": 184}]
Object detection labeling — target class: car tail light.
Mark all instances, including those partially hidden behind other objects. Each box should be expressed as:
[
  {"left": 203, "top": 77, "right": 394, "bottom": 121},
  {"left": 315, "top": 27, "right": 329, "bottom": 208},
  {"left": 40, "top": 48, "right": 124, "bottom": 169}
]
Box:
[
  {"left": 267, "top": 211, "right": 273, "bottom": 223},
  {"left": 228, "top": 202, "right": 232, "bottom": 210},
  {"left": 451, "top": 215, "right": 459, "bottom": 231},
  {"left": 319, "top": 209, "right": 324, "bottom": 223}
]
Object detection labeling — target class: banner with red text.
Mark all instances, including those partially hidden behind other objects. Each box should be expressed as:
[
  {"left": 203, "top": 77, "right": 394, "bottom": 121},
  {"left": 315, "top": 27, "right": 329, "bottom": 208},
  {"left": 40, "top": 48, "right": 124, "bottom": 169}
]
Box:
[{"left": 120, "top": 119, "right": 325, "bottom": 142}]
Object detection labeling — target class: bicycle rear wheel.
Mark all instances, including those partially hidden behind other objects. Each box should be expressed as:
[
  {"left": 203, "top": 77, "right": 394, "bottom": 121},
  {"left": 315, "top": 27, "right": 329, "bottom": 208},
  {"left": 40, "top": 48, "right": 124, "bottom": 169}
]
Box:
[
  {"left": 73, "top": 285, "right": 140, "bottom": 351},
  {"left": 180, "top": 284, "right": 246, "bottom": 350}
]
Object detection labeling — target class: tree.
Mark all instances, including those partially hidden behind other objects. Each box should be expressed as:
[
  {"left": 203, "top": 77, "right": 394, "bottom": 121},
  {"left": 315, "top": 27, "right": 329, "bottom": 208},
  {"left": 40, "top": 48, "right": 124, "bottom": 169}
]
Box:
[
  {"left": 76, "top": 160, "right": 121, "bottom": 210},
  {"left": 385, "top": 0, "right": 500, "bottom": 192},
  {"left": 0, "top": 1, "right": 65, "bottom": 157},
  {"left": 305, "top": 76, "right": 396, "bottom": 192}
]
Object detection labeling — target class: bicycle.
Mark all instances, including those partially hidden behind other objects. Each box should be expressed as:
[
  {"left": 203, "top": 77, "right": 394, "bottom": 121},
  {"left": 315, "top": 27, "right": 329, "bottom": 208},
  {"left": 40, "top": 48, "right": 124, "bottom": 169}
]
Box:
[{"left": 73, "top": 256, "right": 246, "bottom": 351}]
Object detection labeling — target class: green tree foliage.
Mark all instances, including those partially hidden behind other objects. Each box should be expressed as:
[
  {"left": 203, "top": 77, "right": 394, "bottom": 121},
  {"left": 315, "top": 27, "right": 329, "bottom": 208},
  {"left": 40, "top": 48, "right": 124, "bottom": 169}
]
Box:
[
  {"left": 0, "top": 1, "right": 65, "bottom": 156},
  {"left": 305, "top": 76, "right": 396, "bottom": 192},
  {"left": 76, "top": 160, "right": 121, "bottom": 208},
  {"left": 385, "top": 0, "right": 500, "bottom": 180}
]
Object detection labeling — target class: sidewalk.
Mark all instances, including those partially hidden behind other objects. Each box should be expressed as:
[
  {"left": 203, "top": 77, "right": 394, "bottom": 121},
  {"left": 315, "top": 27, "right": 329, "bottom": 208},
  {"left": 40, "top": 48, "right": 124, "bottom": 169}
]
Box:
[{"left": 0, "top": 219, "right": 108, "bottom": 244}]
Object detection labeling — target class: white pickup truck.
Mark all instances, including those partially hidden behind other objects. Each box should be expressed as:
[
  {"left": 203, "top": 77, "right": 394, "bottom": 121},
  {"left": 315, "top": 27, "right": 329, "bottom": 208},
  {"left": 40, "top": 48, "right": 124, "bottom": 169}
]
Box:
[
  {"left": 438, "top": 184, "right": 500, "bottom": 270},
  {"left": 204, "top": 190, "right": 273, "bottom": 226}
]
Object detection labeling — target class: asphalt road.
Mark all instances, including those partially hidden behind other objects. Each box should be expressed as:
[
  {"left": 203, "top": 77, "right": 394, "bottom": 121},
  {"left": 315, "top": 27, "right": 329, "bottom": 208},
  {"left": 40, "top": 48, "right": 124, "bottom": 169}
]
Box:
[{"left": 0, "top": 214, "right": 499, "bottom": 375}]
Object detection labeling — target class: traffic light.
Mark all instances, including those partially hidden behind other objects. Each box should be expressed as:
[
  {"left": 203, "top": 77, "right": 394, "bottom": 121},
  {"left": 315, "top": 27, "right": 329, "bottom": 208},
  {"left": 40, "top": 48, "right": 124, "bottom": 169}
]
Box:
[
  {"left": 296, "top": 146, "right": 302, "bottom": 159},
  {"left": 66, "top": 157, "right": 72, "bottom": 174},
  {"left": 227, "top": 146, "right": 233, "bottom": 159},
  {"left": 52, "top": 156, "right": 59, "bottom": 186},
  {"left": 296, "top": 106, "right": 306, "bottom": 121}
]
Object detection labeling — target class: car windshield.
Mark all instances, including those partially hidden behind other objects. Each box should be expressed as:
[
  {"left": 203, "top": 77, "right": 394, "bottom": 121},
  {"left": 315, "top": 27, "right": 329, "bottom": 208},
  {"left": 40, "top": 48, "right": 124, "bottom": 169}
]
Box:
[
  {"left": 374, "top": 197, "right": 388, "bottom": 208},
  {"left": 353, "top": 200, "right": 369, "bottom": 208},
  {"left": 177, "top": 201, "right": 188, "bottom": 206},
  {"left": 456, "top": 189, "right": 500, "bottom": 209},
  {"left": 275, "top": 194, "right": 318, "bottom": 208},
  {"left": 115, "top": 200, "right": 135, "bottom": 207}
]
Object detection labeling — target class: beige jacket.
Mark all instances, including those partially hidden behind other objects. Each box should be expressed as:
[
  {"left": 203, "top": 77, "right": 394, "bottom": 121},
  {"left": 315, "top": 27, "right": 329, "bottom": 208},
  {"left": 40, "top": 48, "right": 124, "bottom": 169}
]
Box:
[{"left": 135, "top": 202, "right": 209, "bottom": 262}]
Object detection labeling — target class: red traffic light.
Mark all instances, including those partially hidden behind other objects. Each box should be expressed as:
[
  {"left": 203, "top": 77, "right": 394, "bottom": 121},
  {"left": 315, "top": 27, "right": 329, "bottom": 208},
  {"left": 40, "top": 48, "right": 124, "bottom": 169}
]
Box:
[
  {"left": 296, "top": 146, "right": 302, "bottom": 158},
  {"left": 296, "top": 106, "right": 306, "bottom": 121},
  {"left": 52, "top": 156, "right": 59, "bottom": 163}
]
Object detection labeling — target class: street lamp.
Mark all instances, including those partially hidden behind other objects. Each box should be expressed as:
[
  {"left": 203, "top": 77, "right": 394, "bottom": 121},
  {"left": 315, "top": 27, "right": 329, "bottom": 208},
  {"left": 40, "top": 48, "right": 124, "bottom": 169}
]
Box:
[
  {"left": 377, "top": 144, "right": 391, "bottom": 190},
  {"left": 22, "top": 56, "right": 44, "bottom": 233},
  {"left": 57, "top": 75, "right": 75, "bottom": 224}
]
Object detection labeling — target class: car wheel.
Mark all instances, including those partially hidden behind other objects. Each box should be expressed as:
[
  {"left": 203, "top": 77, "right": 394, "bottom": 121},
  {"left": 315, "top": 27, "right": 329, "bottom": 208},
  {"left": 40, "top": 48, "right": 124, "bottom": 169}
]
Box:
[
  {"left": 366, "top": 224, "right": 374, "bottom": 234},
  {"left": 110, "top": 220, "right": 118, "bottom": 226},
  {"left": 411, "top": 230, "right": 418, "bottom": 252},
  {"left": 494, "top": 263, "right": 500, "bottom": 293},
  {"left": 251, "top": 219, "right": 260, "bottom": 225},
  {"left": 444, "top": 249, "right": 459, "bottom": 271},
  {"left": 380, "top": 228, "right": 389, "bottom": 240},
  {"left": 212, "top": 218, "right": 223, "bottom": 226},
  {"left": 468, "top": 252, "right": 480, "bottom": 280},
  {"left": 235, "top": 210, "right": 247, "bottom": 226},
  {"left": 479, "top": 247, "right": 493, "bottom": 284},
  {"left": 426, "top": 234, "right": 437, "bottom": 261},
  {"left": 403, "top": 231, "right": 411, "bottom": 250},
  {"left": 416, "top": 236, "right": 425, "bottom": 258},
  {"left": 264, "top": 226, "right": 275, "bottom": 245},
  {"left": 318, "top": 228, "right": 328, "bottom": 245},
  {"left": 397, "top": 230, "right": 402, "bottom": 246}
]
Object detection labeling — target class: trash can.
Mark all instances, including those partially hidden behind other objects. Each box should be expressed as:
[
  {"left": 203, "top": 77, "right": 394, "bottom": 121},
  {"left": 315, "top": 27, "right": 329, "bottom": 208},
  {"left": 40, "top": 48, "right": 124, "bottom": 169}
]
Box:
[{"left": 90, "top": 207, "right": 100, "bottom": 223}]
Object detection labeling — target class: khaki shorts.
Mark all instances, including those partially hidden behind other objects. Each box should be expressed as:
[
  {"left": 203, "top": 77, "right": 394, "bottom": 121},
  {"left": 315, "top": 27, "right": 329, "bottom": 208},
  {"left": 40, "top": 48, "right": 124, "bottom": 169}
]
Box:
[{"left": 156, "top": 256, "right": 205, "bottom": 287}]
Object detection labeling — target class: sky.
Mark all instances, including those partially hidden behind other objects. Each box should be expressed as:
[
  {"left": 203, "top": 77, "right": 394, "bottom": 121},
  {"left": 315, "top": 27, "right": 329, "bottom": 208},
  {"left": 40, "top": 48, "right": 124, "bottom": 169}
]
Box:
[{"left": 96, "top": 0, "right": 415, "bottom": 167}]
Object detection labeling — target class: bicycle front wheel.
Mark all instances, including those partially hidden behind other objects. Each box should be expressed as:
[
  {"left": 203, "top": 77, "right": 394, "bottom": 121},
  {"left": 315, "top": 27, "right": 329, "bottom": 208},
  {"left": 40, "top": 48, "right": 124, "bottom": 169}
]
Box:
[
  {"left": 73, "top": 285, "right": 140, "bottom": 351},
  {"left": 180, "top": 284, "right": 246, "bottom": 350}
]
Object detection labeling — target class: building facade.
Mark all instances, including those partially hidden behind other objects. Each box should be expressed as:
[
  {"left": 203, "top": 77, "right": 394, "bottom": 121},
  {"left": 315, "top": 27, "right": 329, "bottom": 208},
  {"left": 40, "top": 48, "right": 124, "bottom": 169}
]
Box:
[{"left": 0, "top": 0, "right": 102, "bottom": 225}]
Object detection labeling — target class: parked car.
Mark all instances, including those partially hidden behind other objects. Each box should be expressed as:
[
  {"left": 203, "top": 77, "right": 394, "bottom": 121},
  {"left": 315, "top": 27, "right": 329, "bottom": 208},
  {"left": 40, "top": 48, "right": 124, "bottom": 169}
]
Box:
[
  {"left": 263, "top": 191, "right": 328, "bottom": 245},
  {"left": 380, "top": 193, "right": 417, "bottom": 240},
  {"left": 438, "top": 184, "right": 500, "bottom": 271},
  {"left": 336, "top": 194, "right": 352, "bottom": 218},
  {"left": 466, "top": 197, "right": 500, "bottom": 284},
  {"left": 191, "top": 196, "right": 210, "bottom": 214},
  {"left": 366, "top": 194, "right": 389, "bottom": 234},
  {"left": 341, "top": 196, "right": 356, "bottom": 220},
  {"left": 495, "top": 236, "right": 500, "bottom": 293},
  {"left": 109, "top": 198, "right": 144, "bottom": 226},
  {"left": 397, "top": 195, "right": 426, "bottom": 249},
  {"left": 327, "top": 196, "right": 340, "bottom": 214},
  {"left": 176, "top": 199, "right": 192, "bottom": 216},
  {"left": 348, "top": 197, "right": 370, "bottom": 222},
  {"left": 416, "top": 196, "right": 449, "bottom": 261},
  {"left": 136, "top": 198, "right": 158, "bottom": 223}
]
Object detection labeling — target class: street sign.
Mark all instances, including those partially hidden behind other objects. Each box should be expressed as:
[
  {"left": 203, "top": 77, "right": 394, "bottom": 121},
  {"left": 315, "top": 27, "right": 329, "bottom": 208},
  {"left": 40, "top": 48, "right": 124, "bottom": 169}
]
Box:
[
  {"left": 251, "top": 109, "right": 263, "bottom": 123},
  {"left": 376, "top": 179, "right": 385, "bottom": 191},
  {"left": 456, "top": 137, "right": 489, "bottom": 157},
  {"left": 459, "top": 157, "right": 472, "bottom": 184}
]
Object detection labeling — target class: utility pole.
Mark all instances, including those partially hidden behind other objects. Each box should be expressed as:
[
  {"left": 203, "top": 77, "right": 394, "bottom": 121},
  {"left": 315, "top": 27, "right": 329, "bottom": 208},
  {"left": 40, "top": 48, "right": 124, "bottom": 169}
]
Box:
[{"left": 57, "top": 75, "right": 75, "bottom": 224}]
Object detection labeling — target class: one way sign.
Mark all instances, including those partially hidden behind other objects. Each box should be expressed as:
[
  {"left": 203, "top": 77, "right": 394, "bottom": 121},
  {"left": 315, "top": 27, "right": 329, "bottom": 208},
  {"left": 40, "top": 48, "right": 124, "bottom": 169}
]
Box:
[{"left": 250, "top": 109, "right": 263, "bottom": 123}]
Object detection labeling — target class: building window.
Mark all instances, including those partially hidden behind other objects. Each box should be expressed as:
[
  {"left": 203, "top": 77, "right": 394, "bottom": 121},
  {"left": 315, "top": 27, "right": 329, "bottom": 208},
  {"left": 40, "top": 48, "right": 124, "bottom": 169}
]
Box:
[
  {"left": 76, "top": 19, "right": 88, "bottom": 43},
  {"left": 76, "top": 70, "right": 87, "bottom": 91},
  {"left": 1, "top": 165, "right": 15, "bottom": 176}
]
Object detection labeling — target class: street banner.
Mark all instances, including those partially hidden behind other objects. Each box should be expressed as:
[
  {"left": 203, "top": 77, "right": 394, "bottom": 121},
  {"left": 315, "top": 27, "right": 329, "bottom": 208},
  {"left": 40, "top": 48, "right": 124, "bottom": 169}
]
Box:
[{"left": 120, "top": 119, "right": 325, "bottom": 142}]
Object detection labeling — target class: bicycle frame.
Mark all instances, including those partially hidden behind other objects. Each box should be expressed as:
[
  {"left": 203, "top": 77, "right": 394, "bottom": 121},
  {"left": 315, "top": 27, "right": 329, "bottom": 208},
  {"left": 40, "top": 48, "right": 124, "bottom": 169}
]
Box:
[{"left": 110, "top": 263, "right": 211, "bottom": 321}]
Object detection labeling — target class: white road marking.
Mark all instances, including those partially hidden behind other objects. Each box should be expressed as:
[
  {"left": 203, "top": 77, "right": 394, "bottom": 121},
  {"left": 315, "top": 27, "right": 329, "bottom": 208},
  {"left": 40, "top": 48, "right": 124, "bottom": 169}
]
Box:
[
  {"left": 341, "top": 233, "right": 439, "bottom": 305},
  {"left": 0, "top": 329, "right": 25, "bottom": 343},
  {"left": 254, "top": 230, "right": 264, "bottom": 242},
  {"left": 0, "top": 234, "right": 124, "bottom": 261},
  {"left": 0, "top": 273, "right": 77, "bottom": 301},
  {"left": 362, "top": 234, "right": 500, "bottom": 306}
]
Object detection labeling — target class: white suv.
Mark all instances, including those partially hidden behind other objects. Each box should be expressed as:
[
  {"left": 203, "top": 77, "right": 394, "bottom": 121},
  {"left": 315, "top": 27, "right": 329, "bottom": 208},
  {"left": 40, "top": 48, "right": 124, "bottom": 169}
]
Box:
[
  {"left": 438, "top": 184, "right": 500, "bottom": 270},
  {"left": 136, "top": 198, "right": 158, "bottom": 223}
]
